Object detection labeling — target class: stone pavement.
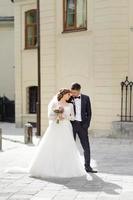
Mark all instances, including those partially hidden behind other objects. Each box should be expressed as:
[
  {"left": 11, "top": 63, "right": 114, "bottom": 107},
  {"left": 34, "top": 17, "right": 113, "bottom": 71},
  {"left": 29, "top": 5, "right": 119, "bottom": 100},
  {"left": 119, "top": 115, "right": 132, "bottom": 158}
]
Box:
[{"left": 0, "top": 123, "right": 133, "bottom": 200}]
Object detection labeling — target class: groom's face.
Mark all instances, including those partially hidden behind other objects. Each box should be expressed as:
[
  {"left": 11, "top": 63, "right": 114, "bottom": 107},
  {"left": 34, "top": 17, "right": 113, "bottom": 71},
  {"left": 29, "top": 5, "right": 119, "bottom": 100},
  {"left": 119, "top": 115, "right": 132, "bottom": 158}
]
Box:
[{"left": 71, "top": 89, "right": 80, "bottom": 97}]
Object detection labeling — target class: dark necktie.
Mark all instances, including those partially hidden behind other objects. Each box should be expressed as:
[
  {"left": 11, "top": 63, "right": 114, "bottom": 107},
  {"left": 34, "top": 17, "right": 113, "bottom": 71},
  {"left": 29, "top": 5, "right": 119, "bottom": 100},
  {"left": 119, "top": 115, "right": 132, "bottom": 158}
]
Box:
[
  {"left": 73, "top": 96, "right": 80, "bottom": 115},
  {"left": 73, "top": 101, "right": 76, "bottom": 116},
  {"left": 74, "top": 96, "right": 80, "bottom": 99}
]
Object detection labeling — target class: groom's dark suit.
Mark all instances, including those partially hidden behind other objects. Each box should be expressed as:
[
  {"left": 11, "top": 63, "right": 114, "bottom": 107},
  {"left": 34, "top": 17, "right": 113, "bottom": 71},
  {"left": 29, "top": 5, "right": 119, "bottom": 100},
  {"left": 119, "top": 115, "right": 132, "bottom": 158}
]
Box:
[{"left": 68, "top": 94, "right": 92, "bottom": 169}]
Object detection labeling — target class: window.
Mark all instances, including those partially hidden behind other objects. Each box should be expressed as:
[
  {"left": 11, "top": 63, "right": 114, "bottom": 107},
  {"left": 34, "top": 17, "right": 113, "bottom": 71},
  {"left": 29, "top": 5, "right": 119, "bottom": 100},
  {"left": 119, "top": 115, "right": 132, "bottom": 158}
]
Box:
[
  {"left": 25, "top": 9, "right": 37, "bottom": 49},
  {"left": 63, "top": 0, "right": 87, "bottom": 32},
  {"left": 28, "top": 86, "right": 38, "bottom": 114}
]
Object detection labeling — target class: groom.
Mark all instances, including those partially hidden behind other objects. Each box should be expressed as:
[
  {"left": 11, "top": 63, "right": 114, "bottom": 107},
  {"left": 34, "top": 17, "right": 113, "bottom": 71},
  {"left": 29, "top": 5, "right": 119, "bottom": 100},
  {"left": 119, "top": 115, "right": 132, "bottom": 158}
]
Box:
[{"left": 69, "top": 83, "right": 97, "bottom": 173}]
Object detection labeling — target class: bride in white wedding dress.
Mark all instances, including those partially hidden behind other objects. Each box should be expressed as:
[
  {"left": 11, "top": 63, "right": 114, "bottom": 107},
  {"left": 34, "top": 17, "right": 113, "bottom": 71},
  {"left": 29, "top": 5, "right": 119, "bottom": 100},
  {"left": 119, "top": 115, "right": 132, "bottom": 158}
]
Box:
[{"left": 6, "top": 89, "right": 87, "bottom": 178}]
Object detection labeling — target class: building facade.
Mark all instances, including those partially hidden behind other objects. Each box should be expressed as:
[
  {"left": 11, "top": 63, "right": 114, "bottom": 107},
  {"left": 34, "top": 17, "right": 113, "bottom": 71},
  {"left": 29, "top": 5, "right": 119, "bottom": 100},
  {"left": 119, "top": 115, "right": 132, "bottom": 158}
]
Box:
[
  {"left": 0, "top": 0, "right": 14, "bottom": 100},
  {"left": 14, "top": 0, "right": 133, "bottom": 135}
]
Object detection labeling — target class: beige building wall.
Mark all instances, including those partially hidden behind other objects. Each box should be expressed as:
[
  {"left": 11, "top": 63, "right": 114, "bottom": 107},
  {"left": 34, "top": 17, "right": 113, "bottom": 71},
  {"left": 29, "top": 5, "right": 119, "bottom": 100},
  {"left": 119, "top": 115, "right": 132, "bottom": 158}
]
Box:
[
  {"left": 15, "top": 0, "right": 37, "bottom": 127},
  {"left": 129, "top": 0, "right": 133, "bottom": 80},
  {"left": 93, "top": 0, "right": 129, "bottom": 131},
  {"left": 0, "top": 0, "right": 14, "bottom": 100},
  {"left": 40, "top": 0, "right": 56, "bottom": 133}
]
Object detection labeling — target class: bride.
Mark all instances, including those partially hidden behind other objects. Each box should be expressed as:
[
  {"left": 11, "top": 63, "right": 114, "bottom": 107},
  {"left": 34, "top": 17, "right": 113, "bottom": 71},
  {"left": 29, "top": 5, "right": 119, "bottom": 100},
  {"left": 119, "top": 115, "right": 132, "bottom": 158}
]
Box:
[{"left": 6, "top": 89, "right": 87, "bottom": 178}]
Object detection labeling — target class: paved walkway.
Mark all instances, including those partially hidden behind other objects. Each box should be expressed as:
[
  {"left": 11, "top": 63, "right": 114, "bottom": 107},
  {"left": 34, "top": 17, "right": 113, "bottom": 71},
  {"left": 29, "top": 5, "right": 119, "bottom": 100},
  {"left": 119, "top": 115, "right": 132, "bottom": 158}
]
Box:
[{"left": 0, "top": 123, "right": 133, "bottom": 200}]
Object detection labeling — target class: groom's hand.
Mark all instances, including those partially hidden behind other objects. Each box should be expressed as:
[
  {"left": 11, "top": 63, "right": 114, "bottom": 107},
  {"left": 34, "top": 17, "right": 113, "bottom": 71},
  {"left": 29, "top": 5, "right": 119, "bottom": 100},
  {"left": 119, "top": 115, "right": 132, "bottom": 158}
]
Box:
[{"left": 82, "top": 123, "right": 89, "bottom": 130}]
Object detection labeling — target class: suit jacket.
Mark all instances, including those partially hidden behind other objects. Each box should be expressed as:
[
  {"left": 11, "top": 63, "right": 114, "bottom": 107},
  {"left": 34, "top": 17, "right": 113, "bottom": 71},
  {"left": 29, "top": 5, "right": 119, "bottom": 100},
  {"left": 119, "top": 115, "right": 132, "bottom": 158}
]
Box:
[{"left": 68, "top": 94, "right": 92, "bottom": 129}]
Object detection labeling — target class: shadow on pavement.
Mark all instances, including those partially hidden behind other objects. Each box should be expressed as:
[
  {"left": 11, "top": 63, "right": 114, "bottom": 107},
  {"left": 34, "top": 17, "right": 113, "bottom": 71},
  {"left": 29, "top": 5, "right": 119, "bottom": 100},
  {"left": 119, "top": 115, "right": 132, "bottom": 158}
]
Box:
[{"left": 34, "top": 173, "right": 122, "bottom": 195}]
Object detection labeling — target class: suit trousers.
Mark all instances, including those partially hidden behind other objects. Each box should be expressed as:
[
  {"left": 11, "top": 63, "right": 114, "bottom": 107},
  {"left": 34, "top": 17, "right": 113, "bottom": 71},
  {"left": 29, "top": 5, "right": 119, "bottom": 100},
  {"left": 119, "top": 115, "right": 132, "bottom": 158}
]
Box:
[{"left": 72, "top": 121, "right": 91, "bottom": 168}]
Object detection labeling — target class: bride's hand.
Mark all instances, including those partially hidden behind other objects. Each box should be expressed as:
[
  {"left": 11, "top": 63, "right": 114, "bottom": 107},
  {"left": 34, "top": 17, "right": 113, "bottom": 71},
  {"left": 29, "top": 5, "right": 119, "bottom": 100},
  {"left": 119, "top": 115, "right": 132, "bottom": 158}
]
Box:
[{"left": 58, "top": 114, "right": 64, "bottom": 120}]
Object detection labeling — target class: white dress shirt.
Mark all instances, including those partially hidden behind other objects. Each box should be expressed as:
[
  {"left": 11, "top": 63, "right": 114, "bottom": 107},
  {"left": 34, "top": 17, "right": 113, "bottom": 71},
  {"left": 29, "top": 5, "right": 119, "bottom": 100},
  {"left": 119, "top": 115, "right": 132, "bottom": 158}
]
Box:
[{"left": 74, "top": 95, "right": 82, "bottom": 121}]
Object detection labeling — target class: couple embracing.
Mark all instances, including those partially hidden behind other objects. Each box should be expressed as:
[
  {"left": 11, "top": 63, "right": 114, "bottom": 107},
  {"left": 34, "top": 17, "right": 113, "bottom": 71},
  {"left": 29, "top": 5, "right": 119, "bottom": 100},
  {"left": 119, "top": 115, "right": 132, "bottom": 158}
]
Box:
[{"left": 6, "top": 83, "right": 97, "bottom": 178}]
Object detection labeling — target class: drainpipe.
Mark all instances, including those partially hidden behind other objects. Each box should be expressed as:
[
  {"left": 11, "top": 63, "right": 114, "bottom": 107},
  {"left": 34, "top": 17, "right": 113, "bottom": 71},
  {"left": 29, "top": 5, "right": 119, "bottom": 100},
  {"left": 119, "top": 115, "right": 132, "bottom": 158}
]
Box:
[{"left": 36, "top": 0, "right": 41, "bottom": 136}]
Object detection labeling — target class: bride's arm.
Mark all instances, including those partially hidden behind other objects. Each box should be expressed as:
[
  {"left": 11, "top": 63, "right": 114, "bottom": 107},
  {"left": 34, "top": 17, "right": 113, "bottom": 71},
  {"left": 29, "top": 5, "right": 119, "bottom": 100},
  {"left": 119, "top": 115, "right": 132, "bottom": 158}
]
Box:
[{"left": 48, "top": 103, "right": 57, "bottom": 120}]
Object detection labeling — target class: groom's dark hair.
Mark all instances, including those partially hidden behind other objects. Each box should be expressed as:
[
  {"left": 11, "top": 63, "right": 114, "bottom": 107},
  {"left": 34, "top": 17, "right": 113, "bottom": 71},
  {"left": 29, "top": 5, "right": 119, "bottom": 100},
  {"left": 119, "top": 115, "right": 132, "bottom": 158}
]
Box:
[{"left": 71, "top": 83, "right": 81, "bottom": 90}]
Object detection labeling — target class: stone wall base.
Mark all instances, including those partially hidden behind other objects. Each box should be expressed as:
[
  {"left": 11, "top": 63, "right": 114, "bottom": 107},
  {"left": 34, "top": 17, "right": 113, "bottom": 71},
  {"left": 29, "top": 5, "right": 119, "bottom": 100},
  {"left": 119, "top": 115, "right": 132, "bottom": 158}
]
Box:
[{"left": 111, "top": 121, "right": 133, "bottom": 139}]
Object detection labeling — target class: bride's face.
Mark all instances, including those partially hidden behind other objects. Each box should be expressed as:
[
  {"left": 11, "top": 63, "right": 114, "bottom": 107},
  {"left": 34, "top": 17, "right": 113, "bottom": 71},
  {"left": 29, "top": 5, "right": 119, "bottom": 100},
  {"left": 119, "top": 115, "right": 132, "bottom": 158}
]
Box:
[{"left": 63, "top": 93, "right": 71, "bottom": 101}]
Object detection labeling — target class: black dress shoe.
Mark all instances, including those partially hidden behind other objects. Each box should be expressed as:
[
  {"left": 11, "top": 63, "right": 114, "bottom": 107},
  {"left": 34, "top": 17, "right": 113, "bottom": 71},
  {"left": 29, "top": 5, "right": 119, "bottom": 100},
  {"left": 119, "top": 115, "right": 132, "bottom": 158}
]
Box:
[{"left": 85, "top": 167, "right": 98, "bottom": 173}]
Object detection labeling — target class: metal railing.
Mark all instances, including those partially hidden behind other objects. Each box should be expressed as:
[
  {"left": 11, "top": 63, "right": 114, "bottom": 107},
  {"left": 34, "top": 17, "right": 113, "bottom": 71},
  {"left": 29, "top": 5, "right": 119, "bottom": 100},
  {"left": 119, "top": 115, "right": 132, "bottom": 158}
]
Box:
[{"left": 121, "top": 76, "right": 133, "bottom": 122}]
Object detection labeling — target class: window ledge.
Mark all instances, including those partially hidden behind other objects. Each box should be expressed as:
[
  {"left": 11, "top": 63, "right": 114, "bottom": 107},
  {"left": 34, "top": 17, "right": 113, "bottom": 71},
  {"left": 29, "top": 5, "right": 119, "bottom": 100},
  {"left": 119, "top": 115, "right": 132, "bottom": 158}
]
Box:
[
  {"left": 62, "top": 28, "right": 87, "bottom": 34},
  {"left": 23, "top": 114, "right": 37, "bottom": 116},
  {"left": 24, "top": 47, "right": 37, "bottom": 50}
]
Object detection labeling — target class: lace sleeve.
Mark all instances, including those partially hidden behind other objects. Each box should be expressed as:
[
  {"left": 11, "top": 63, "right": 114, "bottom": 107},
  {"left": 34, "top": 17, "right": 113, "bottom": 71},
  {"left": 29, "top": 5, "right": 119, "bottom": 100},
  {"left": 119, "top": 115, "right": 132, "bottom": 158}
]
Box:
[
  {"left": 48, "top": 103, "right": 57, "bottom": 120},
  {"left": 48, "top": 96, "right": 58, "bottom": 120}
]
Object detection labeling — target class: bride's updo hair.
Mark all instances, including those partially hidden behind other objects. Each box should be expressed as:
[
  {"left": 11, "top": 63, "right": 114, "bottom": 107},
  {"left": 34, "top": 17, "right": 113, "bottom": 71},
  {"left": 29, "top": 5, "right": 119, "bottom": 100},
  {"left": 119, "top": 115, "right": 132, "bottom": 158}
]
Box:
[{"left": 57, "top": 88, "right": 71, "bottom": 101}]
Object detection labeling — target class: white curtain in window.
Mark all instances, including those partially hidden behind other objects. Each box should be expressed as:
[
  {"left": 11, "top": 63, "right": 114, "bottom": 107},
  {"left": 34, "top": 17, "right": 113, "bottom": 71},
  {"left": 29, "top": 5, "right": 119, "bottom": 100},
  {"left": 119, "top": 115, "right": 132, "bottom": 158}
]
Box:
[{"left": 77, "top": 0, "right": 87, "bottom": 28}]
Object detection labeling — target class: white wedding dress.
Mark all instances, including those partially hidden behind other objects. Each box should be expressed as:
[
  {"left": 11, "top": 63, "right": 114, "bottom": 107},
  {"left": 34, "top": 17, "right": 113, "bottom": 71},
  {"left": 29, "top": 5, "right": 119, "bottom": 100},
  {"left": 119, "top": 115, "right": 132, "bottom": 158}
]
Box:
[{"left": 5, "top": 98, "right": 87, "bottom": 178}]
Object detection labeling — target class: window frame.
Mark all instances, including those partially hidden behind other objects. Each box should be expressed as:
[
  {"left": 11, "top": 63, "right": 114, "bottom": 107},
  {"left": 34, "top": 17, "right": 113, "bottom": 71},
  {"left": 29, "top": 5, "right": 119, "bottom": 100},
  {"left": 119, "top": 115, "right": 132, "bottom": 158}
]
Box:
[
  {"left": 25, "top": 9, "right": 37, "bottom": 49},
  {"left": 63, "top": 0, "right": 87, "bottom": 33},
  {"left": 28, "top": 86, "right": 38, "bottom": 114}
]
